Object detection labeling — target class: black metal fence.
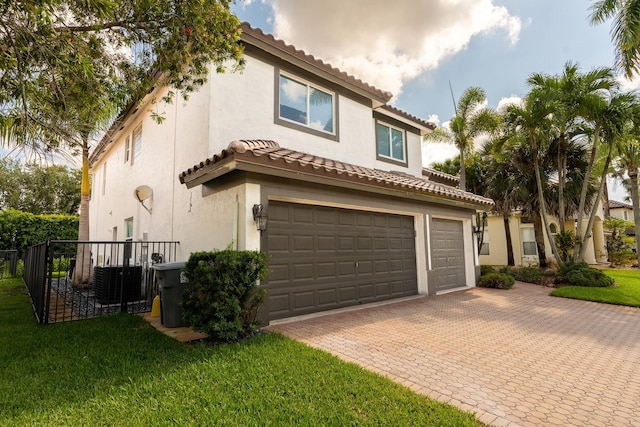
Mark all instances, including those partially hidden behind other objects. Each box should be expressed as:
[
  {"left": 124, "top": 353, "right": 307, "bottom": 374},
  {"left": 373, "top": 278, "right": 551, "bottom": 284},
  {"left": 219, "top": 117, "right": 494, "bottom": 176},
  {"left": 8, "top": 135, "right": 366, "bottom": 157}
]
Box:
[
  {"left": 23, "top": 240, "right": 179, "bottom": 325},
  {"left": 0, "top": 250, "right": 19, "bottom": 278}
]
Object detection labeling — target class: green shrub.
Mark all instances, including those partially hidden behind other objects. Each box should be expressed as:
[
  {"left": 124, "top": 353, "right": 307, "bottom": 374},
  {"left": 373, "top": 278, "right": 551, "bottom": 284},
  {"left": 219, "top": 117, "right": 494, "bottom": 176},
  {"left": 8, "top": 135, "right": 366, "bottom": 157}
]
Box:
[
  {"left": 0, "top": 209, "right": 78, "bottom": 253},
  {"left": 480, "top": 265, "right": 496, "bottom": 276},
  {"left": 182, "top": 250, "right": 270, "bottom": 342},
  {"left": 478, "top": 273, "right": 515, "bottom": 289},
  {"left": 557, "top": 262, "right": 614, "bottom": 288},
  {"left": 499, "top": 266, "right": 543, "bottom": 284}
]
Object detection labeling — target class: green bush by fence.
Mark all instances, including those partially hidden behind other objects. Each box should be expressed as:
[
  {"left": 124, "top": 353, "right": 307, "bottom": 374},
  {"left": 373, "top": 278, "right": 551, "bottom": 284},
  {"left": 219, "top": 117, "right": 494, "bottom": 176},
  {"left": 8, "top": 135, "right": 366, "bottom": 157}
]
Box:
[
  {"left": 0, "top": 209, "right": 78, "bottom": 253},
  {"left": 182, "top": 250, "right": 270, "bottom": 342}
]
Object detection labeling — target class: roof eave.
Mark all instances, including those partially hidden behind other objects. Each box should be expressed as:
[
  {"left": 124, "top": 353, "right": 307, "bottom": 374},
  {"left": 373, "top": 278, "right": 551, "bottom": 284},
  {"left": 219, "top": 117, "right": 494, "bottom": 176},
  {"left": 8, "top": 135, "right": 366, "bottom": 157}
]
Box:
[
  {"left": 181, "top": 154, "right": 493, "bottom": 210},
  {"left": 240, "top": 25, "right": 392, "bottom": 107}
]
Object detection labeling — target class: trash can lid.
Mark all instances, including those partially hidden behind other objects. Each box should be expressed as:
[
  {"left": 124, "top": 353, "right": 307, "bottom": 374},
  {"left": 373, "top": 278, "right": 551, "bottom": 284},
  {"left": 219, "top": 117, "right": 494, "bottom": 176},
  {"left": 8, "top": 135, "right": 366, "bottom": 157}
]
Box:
[{"left": 151, "top": 261, "right": 187, "bottom": 271}]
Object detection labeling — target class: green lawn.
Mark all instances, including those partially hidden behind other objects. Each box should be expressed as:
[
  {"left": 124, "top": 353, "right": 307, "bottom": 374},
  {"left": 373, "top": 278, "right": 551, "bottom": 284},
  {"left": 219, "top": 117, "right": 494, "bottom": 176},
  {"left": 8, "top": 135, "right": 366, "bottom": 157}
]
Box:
[
  {"left": 550, "top": 269, "right": 640, "bottom": 307},
  {"left": 0, "top": 277, "right": 484, "bottom": 426}
]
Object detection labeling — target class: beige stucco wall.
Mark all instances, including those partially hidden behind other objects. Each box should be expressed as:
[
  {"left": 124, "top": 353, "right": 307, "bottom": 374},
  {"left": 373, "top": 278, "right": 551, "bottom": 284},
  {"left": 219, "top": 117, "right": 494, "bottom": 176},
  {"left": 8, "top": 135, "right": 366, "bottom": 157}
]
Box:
[{"left": 480, "top": 202, "right": 608, "bottom": 267}]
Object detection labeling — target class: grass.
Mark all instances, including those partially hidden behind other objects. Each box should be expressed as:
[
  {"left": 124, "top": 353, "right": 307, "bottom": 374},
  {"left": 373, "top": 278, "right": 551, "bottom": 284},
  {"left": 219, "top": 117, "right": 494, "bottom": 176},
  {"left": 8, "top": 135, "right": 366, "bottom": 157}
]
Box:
[
  {"left": 550, "top": 269, "right": 640, "bottom": 307},
  {"left": 0, "top": 277, "right": 484, "bottom": 426}
]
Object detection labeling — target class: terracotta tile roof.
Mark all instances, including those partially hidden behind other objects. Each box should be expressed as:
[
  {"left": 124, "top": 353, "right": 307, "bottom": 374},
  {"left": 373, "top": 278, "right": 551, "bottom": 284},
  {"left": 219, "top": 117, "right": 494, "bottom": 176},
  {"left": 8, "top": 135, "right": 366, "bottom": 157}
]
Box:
[
  {"left": 240, "top": 23, "right": 392, "bottom": 104},
  {"left": 422, "top": 167, "right": 460, "bottom": 186},
  {"left": 609, "top": 200, "right": 632, "bottom": 209},
  {"left": 180, "top": 140, "right": 493, "bottom": 208}
]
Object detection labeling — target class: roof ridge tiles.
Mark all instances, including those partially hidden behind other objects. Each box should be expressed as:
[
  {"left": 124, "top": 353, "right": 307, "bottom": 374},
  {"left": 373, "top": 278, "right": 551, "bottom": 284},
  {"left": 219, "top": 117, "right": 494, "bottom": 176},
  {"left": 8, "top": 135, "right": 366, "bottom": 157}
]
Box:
[{"left": 240, "top": 23, "right": 392, "bottom": 102}]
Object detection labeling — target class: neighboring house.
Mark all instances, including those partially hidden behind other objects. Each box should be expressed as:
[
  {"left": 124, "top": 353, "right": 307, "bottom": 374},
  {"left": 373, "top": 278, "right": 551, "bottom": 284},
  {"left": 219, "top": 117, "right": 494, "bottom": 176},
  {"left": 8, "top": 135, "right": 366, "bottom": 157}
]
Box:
[
  {"left": 89, "top": 23, "right": 493, "bottom": 323},
  {"left": 479, "top": 200, "right": 608, "bottom": 266},
  {"left": 609, "top": 200, "right": 634, "bottom": 222}
]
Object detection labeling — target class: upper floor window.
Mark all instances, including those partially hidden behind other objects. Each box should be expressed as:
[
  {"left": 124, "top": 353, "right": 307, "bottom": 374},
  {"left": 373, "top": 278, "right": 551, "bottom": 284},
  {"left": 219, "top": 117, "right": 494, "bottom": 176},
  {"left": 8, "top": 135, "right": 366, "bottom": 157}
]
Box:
[
  {"left": 124, "top": 135, "right": 131, "bottom": 163},
  {"left": 132, "top": 125, "right": 142, "bottom": 163},
  {"left": 278, "top": 74, "right": 335, "bottom": 135},
  {"left": 376, "top": 122, "right": 406, "bottom": 164}
]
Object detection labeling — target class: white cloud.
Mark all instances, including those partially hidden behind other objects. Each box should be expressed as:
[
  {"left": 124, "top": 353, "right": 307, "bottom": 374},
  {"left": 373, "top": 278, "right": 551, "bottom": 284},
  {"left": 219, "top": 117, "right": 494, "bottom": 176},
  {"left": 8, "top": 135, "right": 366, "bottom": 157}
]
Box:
[
  {"left": 422, "top": 142, "right": 458, "bottom": 167},
  {"left": 617, "top": 72, "right": 640, "bottom": 92},
  {"left": 267, "top": 0, "right": 521, "bottom": 98},
  {"left": 496, "top": 95, "right": 523, "bottom": 112}
]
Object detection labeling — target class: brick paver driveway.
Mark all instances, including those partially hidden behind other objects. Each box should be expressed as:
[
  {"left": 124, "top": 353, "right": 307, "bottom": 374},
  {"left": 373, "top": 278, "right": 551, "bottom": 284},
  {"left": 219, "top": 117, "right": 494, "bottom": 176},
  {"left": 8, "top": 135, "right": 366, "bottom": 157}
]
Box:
[{"left": 268, "top": 283, "right": 640, "bottom": 427}]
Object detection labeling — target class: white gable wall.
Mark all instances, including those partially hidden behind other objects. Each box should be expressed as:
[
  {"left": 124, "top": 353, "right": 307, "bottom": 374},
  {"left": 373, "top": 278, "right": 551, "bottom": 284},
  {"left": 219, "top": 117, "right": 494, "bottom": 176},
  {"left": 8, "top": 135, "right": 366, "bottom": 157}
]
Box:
[
  {"left": 206, "top": 53, "right": 424, "bottom": 177},
  {"left": 90, "top": 51, "right": 431, "bottom": 260}
]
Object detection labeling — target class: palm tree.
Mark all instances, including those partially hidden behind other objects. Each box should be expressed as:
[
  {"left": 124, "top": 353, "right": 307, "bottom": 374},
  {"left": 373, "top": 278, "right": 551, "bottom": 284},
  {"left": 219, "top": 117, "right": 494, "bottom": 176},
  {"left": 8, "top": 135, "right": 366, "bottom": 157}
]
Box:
[
  {"left": 502, "top": 94, "right": 562, "bottom": 266},
  {"left": 613, "top": 104, "right": 640, "bottom": 264},
  {"left": 574, "top": 90, "right": 635, "bottom": 262},
  {"left": 590, "top": 0, "right": 640, "bottom": 77},
  {"left": 424, "top": 87, "right": 499, "bottom": 191},
  {"left": 483, "top": 140, "right": 519, "bottom": 265},
  {"left": 528, "top": 64, "right": 616, "bottom": 238}
]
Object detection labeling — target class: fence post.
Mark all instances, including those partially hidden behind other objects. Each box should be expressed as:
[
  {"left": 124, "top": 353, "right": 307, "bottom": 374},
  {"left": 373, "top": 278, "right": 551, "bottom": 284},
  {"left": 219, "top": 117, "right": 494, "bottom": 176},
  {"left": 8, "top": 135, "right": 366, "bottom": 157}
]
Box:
[{"left": 42, "top": 240, "right": 53, "bottom": 325}]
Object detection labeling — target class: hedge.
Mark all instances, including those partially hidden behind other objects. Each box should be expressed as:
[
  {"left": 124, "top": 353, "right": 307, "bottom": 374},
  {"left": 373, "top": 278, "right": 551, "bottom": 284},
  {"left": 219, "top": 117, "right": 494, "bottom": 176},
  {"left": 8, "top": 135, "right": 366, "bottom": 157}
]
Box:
[{"left": 0, "top": 209, "right": 78, "bottom": 253}]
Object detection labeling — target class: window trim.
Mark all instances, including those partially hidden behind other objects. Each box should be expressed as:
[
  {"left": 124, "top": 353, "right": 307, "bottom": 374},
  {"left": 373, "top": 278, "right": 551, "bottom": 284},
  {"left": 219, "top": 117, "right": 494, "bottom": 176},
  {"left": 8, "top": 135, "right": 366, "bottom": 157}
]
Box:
[
  {"left": 375, "top": 120, "right": 408, "bottom": 166},
  {"left": 124, "top": 135, "right": 131, "bottom": 164},
  {"left": 132, "top": 124, "right": 142, "bottom": 165},
  {"left": 274, "top": 69, "right": 339, "bottom": 142},
  {"left": 479, "top": 230, "right": 490, "bottom": 255},
  {"left": 125, "top": 217, "right": 134, "bottom": 241}
]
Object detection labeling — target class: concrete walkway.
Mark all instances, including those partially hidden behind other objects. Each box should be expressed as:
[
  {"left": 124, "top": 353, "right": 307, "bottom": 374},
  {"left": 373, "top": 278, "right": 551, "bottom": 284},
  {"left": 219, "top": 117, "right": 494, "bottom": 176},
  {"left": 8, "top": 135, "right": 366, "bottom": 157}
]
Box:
[{"left": 268, "top": 283, "right": 640, "bottom": 427}]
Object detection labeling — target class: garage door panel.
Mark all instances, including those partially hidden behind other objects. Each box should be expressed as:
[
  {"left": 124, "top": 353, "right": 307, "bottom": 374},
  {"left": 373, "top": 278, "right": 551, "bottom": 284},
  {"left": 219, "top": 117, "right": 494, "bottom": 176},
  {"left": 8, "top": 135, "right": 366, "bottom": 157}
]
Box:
[
  {"left": 293, "top": 291, "right": 314, "bottom": 310},
  {"left": 317, "top": 236, "right": 337, "bottom": 251},
  {"left": 338, "top": 237, "right": 355, "bottom": 251},
  {"left": 339, "top": 286, "right": 357, "bottom": 303},
  {"left": 358, "top": 283, "right": 374, "bottom": 299},
  {"left": 358, "top": 260, "right": 373, "bottom": 274},
  {"left": 266, "top": 202, "right": 417, "bottom": 320},
  {"left": 431, "top": 219, "right": 466, "bottom": 291},
  {"left": 317, "top": 262, "right": 336, "bottom": 278}
]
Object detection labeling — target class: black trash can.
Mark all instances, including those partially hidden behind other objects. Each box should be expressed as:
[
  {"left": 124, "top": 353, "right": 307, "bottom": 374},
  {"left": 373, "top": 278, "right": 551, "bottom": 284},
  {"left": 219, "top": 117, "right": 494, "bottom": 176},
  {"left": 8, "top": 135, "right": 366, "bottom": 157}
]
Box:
[{"left": 152, "top": 262, "right": 190, "bottom": 328}]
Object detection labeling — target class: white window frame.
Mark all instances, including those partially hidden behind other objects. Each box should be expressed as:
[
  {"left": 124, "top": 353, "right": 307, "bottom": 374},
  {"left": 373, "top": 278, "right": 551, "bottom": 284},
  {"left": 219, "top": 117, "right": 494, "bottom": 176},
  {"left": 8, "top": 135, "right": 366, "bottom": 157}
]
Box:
[
  {"left": 277, "top": 72, "right": 337, "bottom": 138},
  {"left": 376, "top": 121, "right": 407, "bottom": 164},
  {"left": 479, "top": 229, "right": 490, "bottom": 255},
  {"left": 521, "top": 227, "right": 537, "bottom": 261},
  {"left": 124, "top": 135, "right": 131, "bottom": 164},
  {"left": 125, "top": 217, "right": 134, "bottom": 241},
  {"left": 132, "top": 125, "right": 142, "bottom": 164}
]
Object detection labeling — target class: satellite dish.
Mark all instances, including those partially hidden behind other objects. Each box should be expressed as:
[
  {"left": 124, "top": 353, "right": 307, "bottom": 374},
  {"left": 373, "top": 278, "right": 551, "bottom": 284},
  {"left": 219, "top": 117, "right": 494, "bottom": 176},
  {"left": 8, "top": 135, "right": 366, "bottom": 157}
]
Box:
[
  {"left": 134, "top": 185, "right": 153, "bottom": 202},
  {"left": 133, "top": 185, "right": 153, "bottom": 214}
]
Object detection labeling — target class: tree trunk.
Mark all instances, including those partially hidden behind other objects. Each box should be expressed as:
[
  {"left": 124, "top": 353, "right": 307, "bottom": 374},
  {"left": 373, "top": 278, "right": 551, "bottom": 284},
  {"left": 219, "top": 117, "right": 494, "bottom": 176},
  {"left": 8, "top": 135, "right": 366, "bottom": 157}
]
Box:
[
  {"left": 576, "top": 141, "right": 613, "bottom": 262},
  {"left": 72, "top": 137, "right": 92, "bottom": 288},
  {"left": 530, "top": 134, "right": 562, "bottom": 265},
  {"left": 558, "top": 134, "right": 566, "bottom": 233},
  {"left": 503, "top": 213, "right": 515, "bottom": 266},
  {"left": 459, "top": 148, "right": 466, "bottom": 192},
  {"left": 603, "top": 180, "right": 610, "bottom": 218},
  {"left": 532, "top": 211, "right": 548, "bottom": 267},
  {"left": 574, "top": 131, "right": 601, "bottom": 262},
  {"left": 629, "top": 169, "right": 640, "bottom": 265}
]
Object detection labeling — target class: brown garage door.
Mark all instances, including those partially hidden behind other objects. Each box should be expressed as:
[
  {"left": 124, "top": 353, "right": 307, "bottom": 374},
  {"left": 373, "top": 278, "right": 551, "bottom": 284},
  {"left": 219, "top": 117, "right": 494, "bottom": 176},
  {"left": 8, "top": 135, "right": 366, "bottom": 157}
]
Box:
[
  {"left": 265, "top": 201, "right": 417, "bottom": 320},
  {"left": 431, "top": 218, "right": 466, "bottom": 291}
]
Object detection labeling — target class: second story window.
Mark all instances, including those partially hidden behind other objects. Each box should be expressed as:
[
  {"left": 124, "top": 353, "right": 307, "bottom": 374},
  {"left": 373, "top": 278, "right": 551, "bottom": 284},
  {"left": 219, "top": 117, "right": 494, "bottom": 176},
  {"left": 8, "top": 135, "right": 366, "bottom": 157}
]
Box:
[
  {"left": 132, "top": 125, "right": 142, "bottom": 164},
  {"left": 278, "top": 74, "right": 335, "bottom": 135},
  {"left": 124, "top": 135, "right": 131, "bottom": 163},
  {"left": 376, "top": 122, "right": 406, "bottom": 164}
]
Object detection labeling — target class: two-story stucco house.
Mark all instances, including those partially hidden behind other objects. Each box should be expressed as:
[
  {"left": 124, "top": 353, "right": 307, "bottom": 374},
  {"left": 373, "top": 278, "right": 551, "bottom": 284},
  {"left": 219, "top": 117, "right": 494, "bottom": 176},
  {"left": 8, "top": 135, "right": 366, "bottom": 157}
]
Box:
[{"left": 88, "top": 23, "right": 493, "bottom": 323}]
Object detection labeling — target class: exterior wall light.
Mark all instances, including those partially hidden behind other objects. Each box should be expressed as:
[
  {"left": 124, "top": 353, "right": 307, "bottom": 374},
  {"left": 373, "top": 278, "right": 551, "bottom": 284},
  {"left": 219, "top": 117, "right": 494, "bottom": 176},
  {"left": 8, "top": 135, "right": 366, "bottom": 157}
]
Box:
[
  {"left": 474, "top": 211, "right": 488, "bottom": 252},
  {"left": 252, "top": 204, "right": 268, "bottom": 234}
]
